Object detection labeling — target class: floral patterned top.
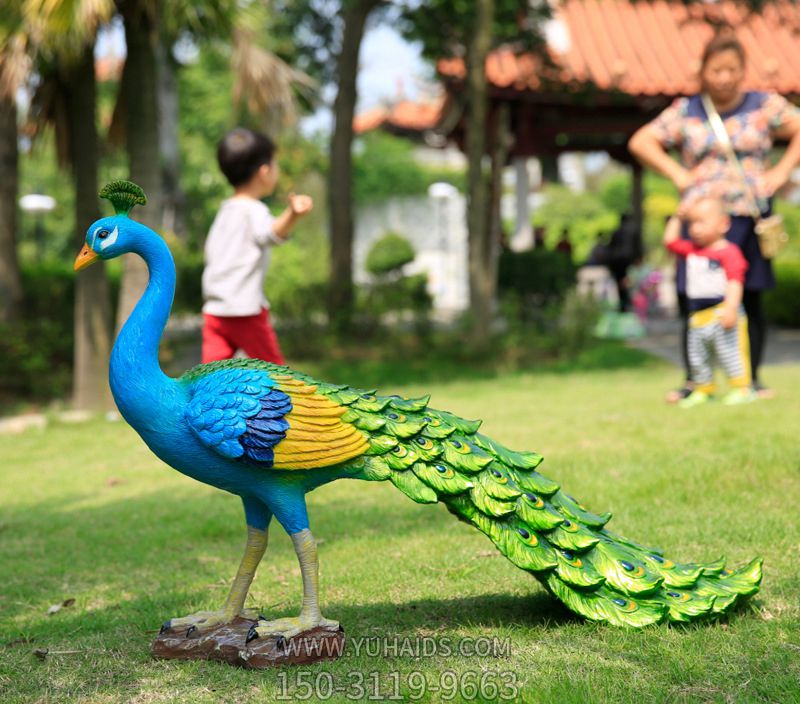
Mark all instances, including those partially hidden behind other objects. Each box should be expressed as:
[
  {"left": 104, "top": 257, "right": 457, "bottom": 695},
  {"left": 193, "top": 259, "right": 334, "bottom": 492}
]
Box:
[{"left": 649, "top": 92, "right": 800, "bottom": 216}]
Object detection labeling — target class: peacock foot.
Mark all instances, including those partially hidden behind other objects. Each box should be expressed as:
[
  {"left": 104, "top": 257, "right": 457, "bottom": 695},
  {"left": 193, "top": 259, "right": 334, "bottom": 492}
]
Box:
[
  {"left": 247, "top": 613, "right": 340, "bottom": 642},
  {"left": 161, "top": 608, "right": 263, "bottom": 636}
]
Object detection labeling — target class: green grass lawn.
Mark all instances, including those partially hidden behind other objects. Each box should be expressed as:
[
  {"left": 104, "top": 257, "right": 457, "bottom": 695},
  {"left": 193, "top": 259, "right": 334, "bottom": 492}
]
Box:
[{"left": 1, "top": 361, "right": 799, "bottom": 703}]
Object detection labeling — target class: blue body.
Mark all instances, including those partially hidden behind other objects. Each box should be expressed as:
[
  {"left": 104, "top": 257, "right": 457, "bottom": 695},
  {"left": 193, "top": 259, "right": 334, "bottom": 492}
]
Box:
[{"left": 90, "top": 216, "right": 350, "bottom": 535}]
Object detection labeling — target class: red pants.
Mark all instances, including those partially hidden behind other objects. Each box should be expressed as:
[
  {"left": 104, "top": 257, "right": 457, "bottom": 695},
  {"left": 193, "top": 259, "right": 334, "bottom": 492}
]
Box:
[{"left": 202, "top": 308, "right": 285, "bottom": 365}]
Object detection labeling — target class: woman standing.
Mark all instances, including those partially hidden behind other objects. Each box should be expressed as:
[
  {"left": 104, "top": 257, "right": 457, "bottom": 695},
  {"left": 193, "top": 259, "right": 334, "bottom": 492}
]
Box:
[{"left": 629, "top": 32, "right": 800, "bottom": 400}]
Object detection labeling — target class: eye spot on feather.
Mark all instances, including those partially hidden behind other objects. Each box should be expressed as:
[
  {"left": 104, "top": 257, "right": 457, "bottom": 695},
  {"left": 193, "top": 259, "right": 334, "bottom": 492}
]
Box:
[
  {"left": 423, "top": 416, "right": 432, "bottom": 422},
  {"left": 516, "top": 527, "right": 539, "bottom": 546},
  {"left": 491, "top": 469, "right": 501, "bottom": 478},
  {"left": 561, "top": 519, "right": 578, "bottom": 533},
  {"left": 667, "top": 591, "right": 680, "bottom": 598},
  {"left": 392, "top": 445, "right": 403, "bottom": 454},
  {"left": 387, "top": 412, "right": 399, "bottom": 420},
  {"left": 651, "top": 554, "right": 675, "bottom": 568},
  {"left": 435, "top": 464, "right": 447, "bottom": 473},
  {"left": 612, "top": 598, "right": 627, "bottom": 606},
  {"left": 523, "top": 492, "right": 545, "bottom": 509},
  {"left": 362, "top": 394, "right": 376, "bottom": 401},
  {"left": 620, "top": 560, "right": 634, "bottom": 571},
  {"left": 451, "top": 440, "right": 462, "bottom": 448},
  {"left": 415, "top": 437, "right": 430, "bottom": 447},
  {"left": 721, "top": 568, "right": 733, "bottom": 576}
]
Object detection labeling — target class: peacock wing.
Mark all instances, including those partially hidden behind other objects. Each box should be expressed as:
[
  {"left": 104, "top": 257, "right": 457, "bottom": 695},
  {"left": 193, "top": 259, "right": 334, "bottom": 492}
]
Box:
[
  {"left": 182, "top": 360, "right": 369, "bottom": 470},
  {"left": 183, "top": 364, "right": 291, "bottom": 466}
]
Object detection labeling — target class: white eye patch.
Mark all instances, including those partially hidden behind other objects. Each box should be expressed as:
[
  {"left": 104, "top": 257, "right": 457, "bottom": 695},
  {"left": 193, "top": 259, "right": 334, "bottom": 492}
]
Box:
[{"left": 98, "top": 225, "right": 118, "bottom": 250}]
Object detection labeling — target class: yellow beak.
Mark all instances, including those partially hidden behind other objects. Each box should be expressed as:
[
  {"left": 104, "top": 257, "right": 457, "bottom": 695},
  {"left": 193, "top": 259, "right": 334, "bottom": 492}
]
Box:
[{"left": 74, "top": 243, "right": 98, "bottom": 271}]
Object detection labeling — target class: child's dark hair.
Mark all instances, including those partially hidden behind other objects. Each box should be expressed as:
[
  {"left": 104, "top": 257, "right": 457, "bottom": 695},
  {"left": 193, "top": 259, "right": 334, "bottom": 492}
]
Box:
[{"left": 217, "top": 128, "right": 276, "bottom": 187}]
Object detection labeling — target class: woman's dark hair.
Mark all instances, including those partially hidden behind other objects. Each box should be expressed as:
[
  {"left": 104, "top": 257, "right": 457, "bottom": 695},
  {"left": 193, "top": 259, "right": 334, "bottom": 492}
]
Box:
[
  {"left": 700, "top": 31, "right": 746, "bottom": 71},
  {"left": 217, "top": 128, "right": 276, "bottom": 187}
]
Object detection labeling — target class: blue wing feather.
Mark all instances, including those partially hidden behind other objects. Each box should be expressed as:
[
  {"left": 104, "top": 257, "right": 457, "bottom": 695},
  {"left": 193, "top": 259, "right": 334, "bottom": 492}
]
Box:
[{"left": 184, "top": 367, "right": 291, "bottom": 466}]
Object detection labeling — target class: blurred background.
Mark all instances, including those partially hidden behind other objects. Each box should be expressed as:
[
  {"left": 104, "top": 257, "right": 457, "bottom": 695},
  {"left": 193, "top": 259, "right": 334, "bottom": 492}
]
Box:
[{"left": 2, "top": 0, "right": 800, "bottom": 419}]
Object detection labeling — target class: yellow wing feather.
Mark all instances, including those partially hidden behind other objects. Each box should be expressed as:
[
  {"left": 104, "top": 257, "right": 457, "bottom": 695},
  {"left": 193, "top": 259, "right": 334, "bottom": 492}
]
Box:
[{"left": 272, "top": 378, "right": 369, "bottom": 469}]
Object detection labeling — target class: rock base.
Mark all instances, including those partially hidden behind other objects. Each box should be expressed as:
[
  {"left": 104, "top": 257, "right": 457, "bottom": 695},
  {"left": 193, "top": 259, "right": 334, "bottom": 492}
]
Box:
[{"left": 152, "top": 617, "right": 345, "bottom": 668}]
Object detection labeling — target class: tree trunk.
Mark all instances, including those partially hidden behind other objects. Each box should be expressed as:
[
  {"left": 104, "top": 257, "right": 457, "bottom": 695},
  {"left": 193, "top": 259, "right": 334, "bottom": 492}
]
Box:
[
  {"left": 465, "top": 0, "right": 494, "bottom": 344},
  {"left": 487, "top": 102, "right": 512, "bottom": 288},
  {"left": 327, "top": 0, "right": 379, "bottom": 332},
  {"left": 116, "top": 0, "right": 163, "bottom": 332},
  {"left": 156, "top": 35, "right": 186, "bottom": 239},
  {"left": 63, "top": 48, "right": 115, "bottom": 411},
  {"left": 0, "top": 94, "right": 23, "bottom": 323}
]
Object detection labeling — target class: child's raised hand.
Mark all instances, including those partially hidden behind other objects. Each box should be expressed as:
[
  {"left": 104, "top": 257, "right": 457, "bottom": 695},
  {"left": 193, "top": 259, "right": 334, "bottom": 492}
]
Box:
[{"left": 288, "top": 193, "right": 313, "bottom": 216}]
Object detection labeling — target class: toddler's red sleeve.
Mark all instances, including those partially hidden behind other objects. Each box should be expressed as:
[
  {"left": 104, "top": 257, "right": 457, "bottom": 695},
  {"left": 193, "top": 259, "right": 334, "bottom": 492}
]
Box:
[{"left": 722, "top": 244, "right": 748, "bottom": 284}]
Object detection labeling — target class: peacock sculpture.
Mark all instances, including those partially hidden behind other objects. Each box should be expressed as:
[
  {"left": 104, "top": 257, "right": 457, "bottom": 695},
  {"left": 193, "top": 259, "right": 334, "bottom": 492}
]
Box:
[{"left": 75, "top": 181, "right": 762, "bottom": 640}]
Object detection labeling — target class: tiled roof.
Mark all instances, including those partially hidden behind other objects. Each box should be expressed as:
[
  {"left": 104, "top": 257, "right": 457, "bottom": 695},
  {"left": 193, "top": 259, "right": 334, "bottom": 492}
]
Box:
[
  {"left": 438, "top": 0, "right": 800, "bottom": 97},
  {"left": 353, "top": 99, "right": 444, "bottom": 134}
]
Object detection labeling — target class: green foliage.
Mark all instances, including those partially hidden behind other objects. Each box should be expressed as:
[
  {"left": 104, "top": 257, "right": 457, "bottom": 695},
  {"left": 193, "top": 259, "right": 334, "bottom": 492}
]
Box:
[
  {"left": 774, "top": 200, "right": 800, "bottom": 259},
  {"left": 354, "top": 133, "right": 427, "bottom": 204},
  {"left": 764, "top": 259, "right": 800, "bottom": 328},
  {"left": 532, "top": 185, "right": 619, "bottom": 261},
  {"left": 400, "top": 0, "right": 549, "bottom": 61},
  {"left": 355, "top": 233, "right": 432, "bottom": 335},
  {"left": 356, "top": 273, "right": 431, "bottom": 325},
  {"left": 598, "top": 173, "right": 631, "bottom": 214},
  {"left": 17, "top": 134, "right": 75, "bottom": 262},
  {"left": 0, "top": 262, "right": 103, "bottom": 401},
  {"left": 365, "top": 232, "right": 416, "bottom": 276},
  {"left": 535, "top": 173, "right": 681, "bottom": 263},
  {"left": 497, "top": 247, "right": 580, "bottom": 339},
  {"left": 353, "top": 132, "right": 464, "bottom": 205},
  {"left": 267, "top": 236, "right": 329, "bottom": 328}
]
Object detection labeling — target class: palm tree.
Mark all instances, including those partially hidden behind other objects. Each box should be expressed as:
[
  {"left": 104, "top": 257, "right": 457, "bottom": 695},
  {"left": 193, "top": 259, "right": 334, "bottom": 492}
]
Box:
[
  {"left": 0, "top": 20, "right": 29, "bottom": 324},
  {"left": 25, "top": 0, "right": 116, "bottom": 410}
]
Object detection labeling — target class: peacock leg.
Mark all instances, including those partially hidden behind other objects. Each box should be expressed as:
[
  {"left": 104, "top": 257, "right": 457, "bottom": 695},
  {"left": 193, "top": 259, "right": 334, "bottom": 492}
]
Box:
[
  {"left": 163, "top": 525, "right": 268, "bottom": 634},
  {"left": 248, "top": 528, "right": 339, "bottom": 641}
]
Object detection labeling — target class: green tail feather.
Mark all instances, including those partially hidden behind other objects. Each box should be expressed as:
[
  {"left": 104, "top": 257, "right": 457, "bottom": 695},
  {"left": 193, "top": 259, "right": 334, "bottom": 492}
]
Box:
[
  {"left": 203, "top": 361, "right": 764, "bottom": 628},
  {"left": 330, "top": 382, "right": 764, "bottom": 627}
]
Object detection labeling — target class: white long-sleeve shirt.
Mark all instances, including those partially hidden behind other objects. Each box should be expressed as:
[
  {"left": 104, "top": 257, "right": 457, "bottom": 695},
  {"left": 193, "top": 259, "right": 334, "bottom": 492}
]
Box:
[{"left": 202, "top": 197, "right": 284, "bottom": 316}]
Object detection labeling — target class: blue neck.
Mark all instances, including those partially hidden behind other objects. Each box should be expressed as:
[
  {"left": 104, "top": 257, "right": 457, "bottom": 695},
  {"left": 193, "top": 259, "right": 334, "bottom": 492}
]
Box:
[{"left": 110, "top": 234, "right": 179, "bottom": 428}]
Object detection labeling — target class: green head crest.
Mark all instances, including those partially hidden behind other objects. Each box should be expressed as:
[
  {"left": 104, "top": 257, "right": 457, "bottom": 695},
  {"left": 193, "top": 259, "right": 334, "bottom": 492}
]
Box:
[{"left": 99, "top": 180, "right": 147, "bottom": 216}]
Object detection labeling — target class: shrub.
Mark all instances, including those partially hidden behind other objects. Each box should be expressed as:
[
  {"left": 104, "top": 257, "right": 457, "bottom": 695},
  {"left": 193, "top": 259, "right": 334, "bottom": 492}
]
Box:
[
  {"left": 365, "top": 232, "right": 416, "bottom": 277},
  {"left": 0, "top": 263, "right": 78, "bottom": 401},
  {"left": 497, "top": 247, "right": 577, "bottom": 320},
  {"left": 358, "top": 233, "right": 431, "bottom": 334},
  {"left": 764, "top": 259, "right": 800, "bottom": 328}
]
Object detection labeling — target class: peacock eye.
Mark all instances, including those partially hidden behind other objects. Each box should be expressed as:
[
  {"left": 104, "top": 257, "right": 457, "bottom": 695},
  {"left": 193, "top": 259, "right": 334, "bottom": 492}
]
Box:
[{"left": 98, "top": 230, "right": 110, "bottom": 240}]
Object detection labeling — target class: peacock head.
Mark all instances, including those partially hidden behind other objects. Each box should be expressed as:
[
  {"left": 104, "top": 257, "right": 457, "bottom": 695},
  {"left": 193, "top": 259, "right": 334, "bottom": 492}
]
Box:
[{"left": 74, "top": 180, "right": 151, "bottom": 270}]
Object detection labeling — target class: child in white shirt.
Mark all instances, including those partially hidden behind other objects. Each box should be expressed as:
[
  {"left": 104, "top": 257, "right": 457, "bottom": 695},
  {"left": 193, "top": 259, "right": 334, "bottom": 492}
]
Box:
[{"left": 201, "top": 128, "right": 312, "bottom": 364}]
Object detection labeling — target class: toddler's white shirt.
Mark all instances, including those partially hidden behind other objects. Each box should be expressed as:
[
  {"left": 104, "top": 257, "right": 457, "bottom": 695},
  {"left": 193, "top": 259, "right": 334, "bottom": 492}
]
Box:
[{"left": 202, "top": 197, "right": 283, "bottom": 316}]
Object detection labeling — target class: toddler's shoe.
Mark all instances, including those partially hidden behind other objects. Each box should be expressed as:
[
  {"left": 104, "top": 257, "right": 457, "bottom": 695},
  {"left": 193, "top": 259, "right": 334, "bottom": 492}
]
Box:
[
  {"left": 723, "top": 388, "right": 758, "bottom": 405},
  {"left": 678, "top": 390, "right": 712, "bottom": 409}
]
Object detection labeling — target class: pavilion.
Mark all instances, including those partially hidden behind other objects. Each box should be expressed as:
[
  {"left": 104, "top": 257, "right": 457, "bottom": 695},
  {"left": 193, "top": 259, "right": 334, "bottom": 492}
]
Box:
[{"left": 356, "top": 0, "right": 800, "bottom": 248}]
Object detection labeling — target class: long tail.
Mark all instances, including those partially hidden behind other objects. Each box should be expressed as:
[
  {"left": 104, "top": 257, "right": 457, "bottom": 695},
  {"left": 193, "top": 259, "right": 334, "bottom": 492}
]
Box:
[{"left": 328, "top": 390, "right": 762, "bottom": 627}]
